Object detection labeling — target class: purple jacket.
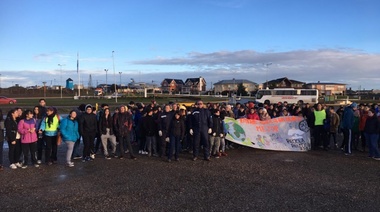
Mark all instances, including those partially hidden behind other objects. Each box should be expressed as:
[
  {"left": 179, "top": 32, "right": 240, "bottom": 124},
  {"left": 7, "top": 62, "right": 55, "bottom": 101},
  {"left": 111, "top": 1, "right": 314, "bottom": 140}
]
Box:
[{"left": 18, "top": 118, "right": 38, "bottom": 144}]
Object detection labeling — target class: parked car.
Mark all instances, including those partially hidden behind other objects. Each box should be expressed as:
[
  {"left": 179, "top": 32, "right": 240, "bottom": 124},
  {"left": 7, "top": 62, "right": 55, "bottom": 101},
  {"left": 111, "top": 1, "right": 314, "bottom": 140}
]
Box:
[{"left": 0, "top": 96, "right": 16, "bottom": 104}]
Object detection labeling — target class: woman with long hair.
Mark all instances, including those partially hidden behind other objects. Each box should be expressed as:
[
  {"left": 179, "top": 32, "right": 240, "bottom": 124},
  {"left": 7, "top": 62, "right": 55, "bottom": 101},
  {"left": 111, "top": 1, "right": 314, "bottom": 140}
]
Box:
[
  {"left": 60, "top": 110, "right": 80, "bottom": 167},
  {"left": 39, "top": 107, "right": 60, "bottom": 165},
  {"left": 5, "top": 109, "right": 22, "bottom": 169},
  {"left": 17, "top": 110, "right": 39, "bottom": 168},
  {"left": 98, "top": 108, "right": 117, "bottom": 159}
]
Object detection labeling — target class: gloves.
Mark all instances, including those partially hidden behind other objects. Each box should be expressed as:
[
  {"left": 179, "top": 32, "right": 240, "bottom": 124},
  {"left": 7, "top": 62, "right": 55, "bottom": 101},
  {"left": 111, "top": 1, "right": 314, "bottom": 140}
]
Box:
[
  {"left": 212, "top": 133, "right": 216, "bottom": 137},
  {"left": 220, "top": 133, "right": 224, "bottom": 138},
  {"left": 208, "top": 128, "right": 212, "bottom": 134},
  {"left": 165, "top": 137, "right": 169, "bottom": 142},
  {"left": 158, "top": 130, "right": 162, "bottom": 137},
  {"left": 189, "top": 129, "right": 193, "bottom": 135}
]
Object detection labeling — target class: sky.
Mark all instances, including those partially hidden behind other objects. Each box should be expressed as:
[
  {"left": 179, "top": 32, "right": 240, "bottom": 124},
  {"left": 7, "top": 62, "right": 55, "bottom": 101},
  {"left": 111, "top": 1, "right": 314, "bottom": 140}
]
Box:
[{"left": 1, "top": 0, "right": 380, "bottom": 90}]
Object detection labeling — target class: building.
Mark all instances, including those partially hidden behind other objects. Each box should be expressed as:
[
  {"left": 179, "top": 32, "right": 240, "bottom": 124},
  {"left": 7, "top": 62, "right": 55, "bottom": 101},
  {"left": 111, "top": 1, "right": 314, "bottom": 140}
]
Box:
[
  {"left": 260, "top": 77, "right": 305, "bottom": 89},
  {"left": 182, "top": 77, "right": 206, "bottom": 94},
  {"left": 305, "top": 82, "right": 346, "bottom": 95},
  {"left": 160, "top": 79, "right": 184, "bottom": 93},
  {"left": 213, "top": 79, "right": 257, "bottom": 94}
]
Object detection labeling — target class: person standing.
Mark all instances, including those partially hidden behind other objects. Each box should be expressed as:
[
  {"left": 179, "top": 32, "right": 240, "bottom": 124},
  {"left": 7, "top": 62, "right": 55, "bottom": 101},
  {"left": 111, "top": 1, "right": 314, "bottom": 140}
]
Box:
[
  {"left": 210, "top": 109, "right": 224, "bottom": 158},
  {"left": 17, "top": 110, "right": 39, "bottom": 168},
  {"left": 158, "top": 104, "right": 173, "bottom": 157},
  {"left": 39, "top": 106, "right": 60, "bottom": 165},
  {"left": 79, "top": 104, "right": 98, "bottom": 162},
  {"left": 167, "top": 111, "right": 185, "bottom": 162},
  {"left": 341, "top": 103, "right": 358, "bottom": 155},
  {"left": 189, "top": 100, "right": 213, "bottom": 161},
  {"left": 142, "top": 107, "right": 158, "bottom": 157},
  {"left": 5, "top": 109, "right": 22, "bottom": 169},
  {"left": 364, "top": 109, "right": 380, "bottom": 160},
  {"left": 328, "top": 106, "right": 340, "bottom": 149},
  {"left": 312, "top": 103, "right": 327, "bottom": 150},
  {"left": 114, "top": 105, "right": 136, "bottom": 160},
  {"left": 33, "top": 106, "right": 44, "bottom": 164},
  {"left": 98, "top": 108, "right": 117, "bottom": 159},
  {"left": 60, "top": 110, "right": 80, "bottom": 167}
]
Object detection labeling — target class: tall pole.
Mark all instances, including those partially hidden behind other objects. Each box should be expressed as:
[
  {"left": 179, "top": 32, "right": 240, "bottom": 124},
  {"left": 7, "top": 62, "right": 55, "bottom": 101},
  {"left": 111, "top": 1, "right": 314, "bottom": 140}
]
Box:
[
  {"left": 119, "top": 72, "right": 122, "bottom": 87},
  {"left": 58, "top": 64, "right": 65, "bottom": 98},
  {"left": 77, "top": 53, "right": 81, "bottom": 97},
  {"left": 42, "top": 82, "right": 47, "bottom": 97},
  {"left": 112, "top": 51, "right": 117, "bottom": 103},
  {"left": 104, "top": 69, "right": 108, "bottom": 93},
  {"left": 265, "top": 62, "right": 272, "bottom": 89}
]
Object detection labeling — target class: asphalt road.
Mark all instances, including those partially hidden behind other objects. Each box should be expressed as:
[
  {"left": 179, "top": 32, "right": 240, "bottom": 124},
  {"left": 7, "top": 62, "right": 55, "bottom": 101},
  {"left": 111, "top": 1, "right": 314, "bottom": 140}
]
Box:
[{"left": 1, "top": 145, "right": 380, "bottom": 212}]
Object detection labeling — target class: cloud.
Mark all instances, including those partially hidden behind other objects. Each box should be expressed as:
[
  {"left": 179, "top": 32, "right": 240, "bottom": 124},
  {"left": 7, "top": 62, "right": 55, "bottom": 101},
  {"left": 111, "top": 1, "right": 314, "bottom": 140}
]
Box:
[{"left": 132, "top": 49, "right": 380, "bottom": 89}]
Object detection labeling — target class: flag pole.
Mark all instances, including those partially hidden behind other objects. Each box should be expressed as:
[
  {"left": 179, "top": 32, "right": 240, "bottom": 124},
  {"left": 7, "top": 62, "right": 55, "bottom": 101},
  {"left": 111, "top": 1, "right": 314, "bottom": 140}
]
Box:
[{"left": 77, "top": 52, "right": 81, "bottom": 97}]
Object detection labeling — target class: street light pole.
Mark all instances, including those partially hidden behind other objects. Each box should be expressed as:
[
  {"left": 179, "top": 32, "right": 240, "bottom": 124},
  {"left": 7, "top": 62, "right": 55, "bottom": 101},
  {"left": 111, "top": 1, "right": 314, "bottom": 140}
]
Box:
[
  {"left": 104, "top": 69, "right": 108, "bottom": 93},
  {"left": 58, "top": 64, "right": 65, "bottom": 98},
  {"left": 119, "top": 72, "right": 122, "bottom": 87},
  {"left": 265, "top": 62, "right": 272, "bottom": 89},
  {"left": 112, "top": 51, "right": 117, "bottom": 103},
  {"left": 42, "top": 82, "right": 47, "bottom": 97}
]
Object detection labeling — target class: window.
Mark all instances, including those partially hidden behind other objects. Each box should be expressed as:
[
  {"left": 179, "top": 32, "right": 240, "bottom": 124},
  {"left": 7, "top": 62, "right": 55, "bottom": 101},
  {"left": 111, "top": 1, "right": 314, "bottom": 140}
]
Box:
[
  {"left": 275, "top": 90, "right": 297, "bottom": 95},
  {"left": 301, "top": 90, "right": 317, "bottom": 95}
]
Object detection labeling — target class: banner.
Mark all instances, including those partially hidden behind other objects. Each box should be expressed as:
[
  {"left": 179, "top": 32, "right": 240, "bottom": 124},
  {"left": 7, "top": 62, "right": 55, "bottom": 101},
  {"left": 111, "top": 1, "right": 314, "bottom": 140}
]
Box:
[{"left": 224, "top": 116, "right": 311, "bottom": 152}]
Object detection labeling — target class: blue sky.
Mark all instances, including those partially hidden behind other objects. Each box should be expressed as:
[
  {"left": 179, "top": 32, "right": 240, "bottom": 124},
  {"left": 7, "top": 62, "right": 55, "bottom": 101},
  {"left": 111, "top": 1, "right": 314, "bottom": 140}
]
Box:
[{"left": 1, "top": 0, "right": 379, "bottom": 90}]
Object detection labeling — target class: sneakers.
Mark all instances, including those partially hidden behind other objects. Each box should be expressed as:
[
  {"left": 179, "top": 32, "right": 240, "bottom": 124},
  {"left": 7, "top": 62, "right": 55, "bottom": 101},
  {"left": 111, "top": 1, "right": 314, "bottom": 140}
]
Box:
[
  {"left": 34, "top": 164, "right": 40, "bottom": 168},
  {"left": 73, "top": 156, "right": 82, "bottom": 160},
  {"left": 21, "top": 164, "right": 28, "bottom": 169},
  {"left": 66, "top": 162, "right": 74, "bottom": 167},
  {"left": 112, "top": 153, "right": 118, "bottom": 158},
  {"left": 90, "top": 154, "right": 95, "bottom": 160},
  {"left": 138, "top": 150, "right": 142, "bottom": 154},
  {"left": 105, "top": 155, "right": 111, "bottom": 160},
  {"left": 142, "top": 151, "right": 148, "bottom": 155},
  {"left": 15, "top": 162, "right": 22, "bottom": 168},
  {"left": 37, "top": 160, "right": 42, "bottom": 164},
  {"left": 9, "top": 164, "right": 17, "bottom": 169},
  {"left": 119, "top": 156, "right": 124, "bottom": 160},
  {"left": 373, "top": 157, "right": 380, "bottom": 161}
]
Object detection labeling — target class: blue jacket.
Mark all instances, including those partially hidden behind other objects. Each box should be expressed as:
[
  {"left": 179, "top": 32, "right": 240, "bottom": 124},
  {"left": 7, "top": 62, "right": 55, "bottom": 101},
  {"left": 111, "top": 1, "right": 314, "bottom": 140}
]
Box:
[
  {"left": 189, "top": 108, "right": 213, "bottom": 133},
  {"left": 60, "top": 117, "right": 80, "bottom": 142},
  {"left": 341, "top": 106, "right": 354, "bottom": 130}
]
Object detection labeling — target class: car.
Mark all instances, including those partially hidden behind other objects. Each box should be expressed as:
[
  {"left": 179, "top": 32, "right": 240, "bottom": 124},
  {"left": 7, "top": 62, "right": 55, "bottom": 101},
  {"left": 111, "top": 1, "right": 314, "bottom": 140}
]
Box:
[{"left": 0, "top": 96, "right": 17, "bottom": 104}]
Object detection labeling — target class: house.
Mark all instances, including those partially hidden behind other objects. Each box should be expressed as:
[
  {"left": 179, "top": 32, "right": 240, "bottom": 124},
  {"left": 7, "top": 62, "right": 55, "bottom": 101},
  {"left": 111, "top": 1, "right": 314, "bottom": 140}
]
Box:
[
  {"left": 182, "top": 77, "right": 206, "bottom": 94},
  {"left": 213, "top": 79, "right": 257, "bottom": 94},
  {"left": 160, "top": 79, "right": 184, "bottom": 93},
  {"left": 261, "top": 77, "right": 304, "bottom": 89},
  {"left": 305, "top": 82, "right": 346, "bottom": 95}
]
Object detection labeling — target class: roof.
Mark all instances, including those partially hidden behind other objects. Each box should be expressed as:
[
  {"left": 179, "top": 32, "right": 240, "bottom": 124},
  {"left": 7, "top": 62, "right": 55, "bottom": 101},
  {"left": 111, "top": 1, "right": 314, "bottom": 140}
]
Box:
[
  {"left": 267, "top": 77, "right": 305, "bottom": 84},
  {"left": 162, "top": 79, "right": 184, "bottom": 85},
  {"left": 213, "top": 79, "right": 256, "bottom": 85},
  {"left": 305, "top": 82, "right": 346, "bottom": 85}
]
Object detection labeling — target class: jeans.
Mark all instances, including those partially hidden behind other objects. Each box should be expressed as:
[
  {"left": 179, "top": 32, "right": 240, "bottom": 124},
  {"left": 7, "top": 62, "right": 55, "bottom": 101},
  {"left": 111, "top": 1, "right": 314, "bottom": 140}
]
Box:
[
  {"left": 209, "top": 136, "right": 221, "bottom": 155},
  {"left": 37, "top": 135, "right": 45, "bottom": 161},
  {"left": 101, "top": 132, "right": 117, "bottom": 156},
  {"left": 193, "top": 130, "right": 210, "bottom": 159},
  {"left": 146, "top": 136, "right": 157, "bottom": 156},
  {"left": 65, "top": 141, "right": 75, "bottom": 163},
  {"left": 22, "top": 142, "right": 38, "bottom": 165},
  {"left": 44, "top": 135, "right": 57, "bottom": 163},
  {"left": 8, "top": 139, "right": 22, "bottom": 164},
  {"left": 365, "top": 133, "right": 380, "bottom": 158},
  {"left": 342, "top": 129, "right": 352, "bottom": 154},
  {"left": 118, "top": 135, "right": 135, "bottom": 158},
  {"left": 72, "top": 138, "right": 82, "bottom": 158},
  {"left": 82, "top": 132, "right": 96, "bottom": 158},
  {"left": 168, "top": 135, "right": 181, "bottom": 160}
]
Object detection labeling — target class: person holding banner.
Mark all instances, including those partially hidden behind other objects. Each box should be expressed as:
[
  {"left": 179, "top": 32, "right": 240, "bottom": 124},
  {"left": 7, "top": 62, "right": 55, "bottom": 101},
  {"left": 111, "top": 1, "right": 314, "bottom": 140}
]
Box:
[{"left": 189, "top": 100, "right": 213, "bottom": 161}]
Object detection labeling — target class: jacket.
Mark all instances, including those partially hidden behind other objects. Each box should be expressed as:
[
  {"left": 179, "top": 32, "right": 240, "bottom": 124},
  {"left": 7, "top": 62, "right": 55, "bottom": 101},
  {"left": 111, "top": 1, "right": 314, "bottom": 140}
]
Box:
[
  {"left": 168, "top": 117, "right": 185, "bottom": 139},
  {"left": 211, "top": 115, "right": 224, "bottom": 136},
  {"left": 114, "top": 112, "right": 133, "bottom": 137},
  {"left": 5, "top": 117, "right": 18, "bottom": 142},
  {"left": 98, "top": 114, "right": 115, "bottom": 135},
  {"left": 142, "top": 115, "right": 157, "bottom": 136},
  {"left": 79, "top": 112, "right": 98, "bottom": 135},
  {"left": 364, "top": 115, "right": 380, "bottom": 134},
  {"left": 40, "top": 115, "right": 60, "bottom": 136},
  {"left": 341, "top": 106, "right": 355, "bottom": 130},
  {"left": 17, "top": 118, "right": 38, "bottom": 143},
  {"left": 60, "top": 117, "right": 80, "bottom": 142},
  {"left": 189, "top": 108, "right": 213, "bottom": 133}
]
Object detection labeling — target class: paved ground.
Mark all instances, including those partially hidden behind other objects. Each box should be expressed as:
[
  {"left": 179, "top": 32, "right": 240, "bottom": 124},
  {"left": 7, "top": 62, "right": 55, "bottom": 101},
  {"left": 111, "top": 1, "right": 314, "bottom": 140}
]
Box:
[{"left": 1, "top": 145, "right": 380, "bottom": 212}]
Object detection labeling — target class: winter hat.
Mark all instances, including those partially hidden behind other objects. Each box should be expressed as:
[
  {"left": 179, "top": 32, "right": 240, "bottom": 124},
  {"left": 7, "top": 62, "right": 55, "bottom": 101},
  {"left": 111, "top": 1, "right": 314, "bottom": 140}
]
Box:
[
  {"left": 85, "top": 104, "right": 93, "bottom": 111},
  {"left": 350, "top": 102, "right": 358, "bottom": 108}
]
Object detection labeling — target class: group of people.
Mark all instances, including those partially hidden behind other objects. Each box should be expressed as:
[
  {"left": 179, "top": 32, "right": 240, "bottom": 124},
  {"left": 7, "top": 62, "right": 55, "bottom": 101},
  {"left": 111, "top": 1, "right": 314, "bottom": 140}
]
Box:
[{"left": 1, "top": 98, "right": 379, "bottom": 170}]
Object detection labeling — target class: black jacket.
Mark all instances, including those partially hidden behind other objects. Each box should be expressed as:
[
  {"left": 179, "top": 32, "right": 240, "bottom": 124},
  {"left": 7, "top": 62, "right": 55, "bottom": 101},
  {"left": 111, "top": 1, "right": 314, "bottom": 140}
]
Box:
[
  {"left": 98, "top": 114, "right": 114, "bottom": 135},
  {"left": 364, "top": 115, "right": 380, "bottom": 134},
  {"left": 79, "top": 112, "right": 98, "bottom": 135},
  {"left": 5, "top": 117, "right": 18, "bottom": 141},
  {"left": 168, "top": 117, "right": 185, "bottom": 139},
  {"left": 142, "top": 115, "right": 157, "bottom": 136}
]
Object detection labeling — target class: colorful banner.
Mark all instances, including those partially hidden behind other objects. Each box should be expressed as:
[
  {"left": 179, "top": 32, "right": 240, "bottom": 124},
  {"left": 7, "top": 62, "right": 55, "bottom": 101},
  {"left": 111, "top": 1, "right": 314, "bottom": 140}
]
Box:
[{"left": 224, "top": 116, "right": 311, "bottom": 152}]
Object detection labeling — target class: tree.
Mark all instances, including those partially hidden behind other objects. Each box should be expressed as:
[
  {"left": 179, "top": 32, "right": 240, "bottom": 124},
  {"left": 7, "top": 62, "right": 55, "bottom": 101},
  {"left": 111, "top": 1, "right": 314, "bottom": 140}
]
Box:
[{"left": 237, "top": 83, "right": 248, "bottom": 96}]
